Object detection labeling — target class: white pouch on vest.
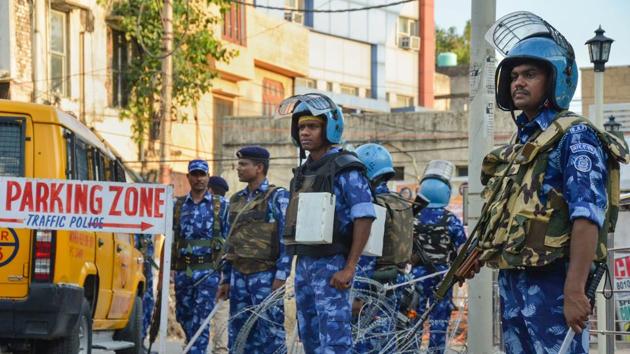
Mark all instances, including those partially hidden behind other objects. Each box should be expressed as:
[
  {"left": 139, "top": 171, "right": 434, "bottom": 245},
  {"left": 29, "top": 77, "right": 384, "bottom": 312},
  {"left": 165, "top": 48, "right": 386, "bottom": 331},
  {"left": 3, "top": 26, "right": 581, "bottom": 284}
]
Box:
[
  {"left": 295, "top": 192, "right": 336, "bottom": 244},
  {"left": 362, "top": 204, "right": 385, "bottom": 256}
]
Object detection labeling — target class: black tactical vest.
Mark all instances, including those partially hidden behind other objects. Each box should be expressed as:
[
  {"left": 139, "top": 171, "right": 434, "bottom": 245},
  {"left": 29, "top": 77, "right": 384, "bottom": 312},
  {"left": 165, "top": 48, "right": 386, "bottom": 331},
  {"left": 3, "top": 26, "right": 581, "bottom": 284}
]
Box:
[
  {"left": 412, "top": 210, "right": 456, "bottom": 265},
  {"left": 284, "top": 150, "right": 366, "bottom": 257}
]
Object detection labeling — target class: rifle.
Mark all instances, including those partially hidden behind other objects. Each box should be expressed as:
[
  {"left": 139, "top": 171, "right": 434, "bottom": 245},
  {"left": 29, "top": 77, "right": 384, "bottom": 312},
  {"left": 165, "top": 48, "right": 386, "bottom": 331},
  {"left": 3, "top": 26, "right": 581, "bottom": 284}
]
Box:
[{"left": 557, "top": 262, "right": 608, "bottom": 354}]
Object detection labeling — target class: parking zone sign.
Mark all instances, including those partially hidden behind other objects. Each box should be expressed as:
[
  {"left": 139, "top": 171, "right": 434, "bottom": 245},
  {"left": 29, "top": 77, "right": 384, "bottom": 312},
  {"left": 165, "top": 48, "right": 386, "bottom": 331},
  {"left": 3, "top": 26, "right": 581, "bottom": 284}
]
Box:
[{"left": 0, "top": 177, "right": 172, "bottom": 234}]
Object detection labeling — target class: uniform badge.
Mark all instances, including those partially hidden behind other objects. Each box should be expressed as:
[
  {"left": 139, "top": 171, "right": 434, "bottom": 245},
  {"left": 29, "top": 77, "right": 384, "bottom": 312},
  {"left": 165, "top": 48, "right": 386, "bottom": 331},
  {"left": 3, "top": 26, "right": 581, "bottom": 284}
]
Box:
[{"left": 574, "top": 155, "right": 592, "bottom": 173}]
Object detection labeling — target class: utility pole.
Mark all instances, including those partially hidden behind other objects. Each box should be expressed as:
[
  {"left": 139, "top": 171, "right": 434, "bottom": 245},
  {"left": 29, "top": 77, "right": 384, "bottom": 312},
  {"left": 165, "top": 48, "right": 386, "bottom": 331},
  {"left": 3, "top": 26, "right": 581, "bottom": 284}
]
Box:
[
  {"left": 467, "top": 0, "right": 496, "bottom": 353},
  {"left": 159, "top": 0, "right": 173, "bottom": 185}
]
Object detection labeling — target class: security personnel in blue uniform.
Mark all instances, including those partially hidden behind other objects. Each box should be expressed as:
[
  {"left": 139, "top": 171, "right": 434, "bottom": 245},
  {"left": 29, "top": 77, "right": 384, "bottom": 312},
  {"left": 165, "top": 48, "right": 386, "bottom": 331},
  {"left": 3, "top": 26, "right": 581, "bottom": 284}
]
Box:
[
  {"left": 172, "top": 159, "right": 230, "bottom": 354},
  {"left": 134, "top": 234, "right": 155, "bottom": 342},
  {"left": 467, "top": 12, "right": 630, "bottom": 353},
  {"left": 411, "top": 170, "right": 466, "bottom": 354},
  {"left": 216, "top": 146, "right": 290, "bottom": 353},
  {"left": 354, "top": 143, "right": 415, "bottom": 353},
  {"left": 278, "top": 93, "right": 376, "bottom": 353},
  {"left": 208, "top": 176, "right": 230, "bottom": 197}
]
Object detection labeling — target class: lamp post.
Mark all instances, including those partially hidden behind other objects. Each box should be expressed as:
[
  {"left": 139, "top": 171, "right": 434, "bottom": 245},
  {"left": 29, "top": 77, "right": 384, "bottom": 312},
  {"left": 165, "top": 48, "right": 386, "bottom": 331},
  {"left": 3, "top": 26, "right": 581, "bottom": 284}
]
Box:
[
  {"left": 585, "top": 26, "right": 614, "bottom": 129},
  {"left": 601, "top": 112, "right": 619, "bottom": 354}
]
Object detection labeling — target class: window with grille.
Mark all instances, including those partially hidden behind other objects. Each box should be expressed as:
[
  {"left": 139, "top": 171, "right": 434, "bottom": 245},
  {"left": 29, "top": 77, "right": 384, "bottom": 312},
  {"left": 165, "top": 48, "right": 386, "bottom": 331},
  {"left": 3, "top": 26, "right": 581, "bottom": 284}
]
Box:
[
  {"left": 223, "top": 3, "right": 247, "bottom": 46},
  {"left": 75, "top": 139, "right": 91, "bottom": 181},
  {"left": 110, "top": 29, "right": 136, "bottom": 107},
  {"left": 262, "top": 78, "right": 284, "bottom": 116},
  {"left": 0, "top": 119, "right": 25, "bottom": 177},
  {"left": 50, "top": 10, "right": 68, "bottom": 96}
]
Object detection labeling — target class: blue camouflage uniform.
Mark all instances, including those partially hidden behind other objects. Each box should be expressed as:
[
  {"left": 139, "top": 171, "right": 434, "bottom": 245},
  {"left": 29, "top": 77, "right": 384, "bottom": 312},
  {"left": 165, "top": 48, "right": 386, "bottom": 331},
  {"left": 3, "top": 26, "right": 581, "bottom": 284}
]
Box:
[
  {"left": 175, "top": 192, "right": 230, "bottom": 354},
  {"left": 412, "top": 207, "right": 466, "bottom": 354},
  {"left": 499, "top": 108, "right": 607, "bottom": 354},
  {"left": 296, "top": 147, "right": 376, "bottom": 354},
  {"left": 134, "top": 234, "right": 154, "bottom": 340},
  {"left": 222, "top": 179, "right": 290, "bottom": 353}
]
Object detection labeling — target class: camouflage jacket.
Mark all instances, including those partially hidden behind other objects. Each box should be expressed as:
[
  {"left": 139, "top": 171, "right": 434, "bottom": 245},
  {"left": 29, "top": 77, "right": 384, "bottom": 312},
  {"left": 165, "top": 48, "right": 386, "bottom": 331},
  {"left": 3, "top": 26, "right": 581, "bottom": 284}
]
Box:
[
  {"left": 478, "top": 111, "right": 629, "bottom": 269},
  {"left": 224, "top": 185, "right": 281, "bottom": 274}
]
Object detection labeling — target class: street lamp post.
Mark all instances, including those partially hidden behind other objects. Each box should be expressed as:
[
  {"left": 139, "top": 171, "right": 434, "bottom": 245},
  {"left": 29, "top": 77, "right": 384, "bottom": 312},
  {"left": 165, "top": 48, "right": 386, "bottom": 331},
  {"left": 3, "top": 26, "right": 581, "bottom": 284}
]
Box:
[{"left": 585, "top": 26, "right": 614, "bottom": 129}]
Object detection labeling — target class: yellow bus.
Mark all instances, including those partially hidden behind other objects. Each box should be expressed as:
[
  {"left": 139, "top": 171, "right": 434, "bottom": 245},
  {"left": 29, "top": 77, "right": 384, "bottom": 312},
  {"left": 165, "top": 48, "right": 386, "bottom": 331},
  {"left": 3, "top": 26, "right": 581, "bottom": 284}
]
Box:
[{"left": 0, "top": 100, "right": 145, "bottom": 354}]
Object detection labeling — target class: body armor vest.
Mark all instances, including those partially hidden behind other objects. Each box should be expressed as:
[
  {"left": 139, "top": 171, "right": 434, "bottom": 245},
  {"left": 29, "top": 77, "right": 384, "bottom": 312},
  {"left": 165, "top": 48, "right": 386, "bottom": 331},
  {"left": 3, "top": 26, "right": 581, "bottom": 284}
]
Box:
[
  {"left": 413, "top": 210, "right": 456, "bottom": 265},
  {"left": 374, "top": 192, "right": 414, "bottom": 267},
  {"left": 171, "top": 195, "right": 224, "bottom": 272},
  {"left": 284, "top": 150, "right": 366, "bottom": 257},
  {"left": 224, "top": 186, "right": 280, "bottom": 274},
  {"left": 477, "top": 112, "right": 629, "bottom": 269}
]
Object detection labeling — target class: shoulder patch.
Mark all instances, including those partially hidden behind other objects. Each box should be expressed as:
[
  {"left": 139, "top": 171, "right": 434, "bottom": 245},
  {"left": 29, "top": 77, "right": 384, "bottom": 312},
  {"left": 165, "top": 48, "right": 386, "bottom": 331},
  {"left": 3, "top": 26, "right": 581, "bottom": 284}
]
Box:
[
  {"left": 569, "top": 124, "right": 587, "bottom": 134},
  {"left": 573, "top": 155, "right": 593, "bottom": 173},
  {"left": 570, "top": 143, "right": 596, "bottom": 154}
]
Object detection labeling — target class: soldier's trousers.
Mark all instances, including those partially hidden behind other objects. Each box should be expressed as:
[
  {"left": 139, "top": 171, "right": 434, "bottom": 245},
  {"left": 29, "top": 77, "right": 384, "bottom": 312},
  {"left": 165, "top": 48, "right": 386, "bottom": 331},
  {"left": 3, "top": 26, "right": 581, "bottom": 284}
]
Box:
[
  {"left": 175, "top": 270, "right": 220, "bottom": 354},
  {"left": 295, "top": 254, "right": 352, "bottom": 354},
  {"left": 141, "top": 259, "right": 154, "bottom": 340},
  {"left": 499, "top": 262, "right": 589, "bottom": 354},
  {"left": 228, "top": 269, "right": 285, "bottom": 354},
  {"left": 412, "top": 264, "right": 453, "bottom": 354}
]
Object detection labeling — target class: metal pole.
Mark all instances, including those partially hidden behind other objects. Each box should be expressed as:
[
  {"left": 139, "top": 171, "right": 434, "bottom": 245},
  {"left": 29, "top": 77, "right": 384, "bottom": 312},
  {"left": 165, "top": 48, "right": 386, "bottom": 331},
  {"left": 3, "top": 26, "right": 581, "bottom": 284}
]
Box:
[
  {"left": 159, "top": 0, "right": 173, "bottom": 184},
  {"left": 158, "top": 185, "right": 175, "bottom": 353},
  {"left": 605, "top": 231, "right": 616, "bottom": 353},
  {"left": 593, "top": 71, "right": 604, "bottom": 129},
  {"left": 467, "top": 1, "right": 495, "bottom": 353}
]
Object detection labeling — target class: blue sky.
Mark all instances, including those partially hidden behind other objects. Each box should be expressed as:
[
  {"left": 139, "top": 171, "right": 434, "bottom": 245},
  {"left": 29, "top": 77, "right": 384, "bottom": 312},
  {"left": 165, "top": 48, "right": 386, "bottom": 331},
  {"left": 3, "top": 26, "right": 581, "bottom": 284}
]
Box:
[{"left": 435, "top": 0, "right": 630, "bottom": 112}]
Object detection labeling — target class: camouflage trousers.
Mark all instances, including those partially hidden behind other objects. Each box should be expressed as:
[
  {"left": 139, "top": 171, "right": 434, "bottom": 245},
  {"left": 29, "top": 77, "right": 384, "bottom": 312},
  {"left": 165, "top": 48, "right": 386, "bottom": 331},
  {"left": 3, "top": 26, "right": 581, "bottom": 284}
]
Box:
[
  {"left": 499, "top": 263, "right": 589, "bottom": 354},
  {"left": 412, "top": 264, "right": 453, "bottom": 354},
  {"left": 175, "top": 270, "right": 221, "bottom": 354},
  {"left": 228, "top": 269, "right": 286, "bottom": 354},
  {"left": 295, "top": 254, "right": 352, "bottom": 354},
  {"left": 141, "top": 258, "right": 154, "bottom": 340}
]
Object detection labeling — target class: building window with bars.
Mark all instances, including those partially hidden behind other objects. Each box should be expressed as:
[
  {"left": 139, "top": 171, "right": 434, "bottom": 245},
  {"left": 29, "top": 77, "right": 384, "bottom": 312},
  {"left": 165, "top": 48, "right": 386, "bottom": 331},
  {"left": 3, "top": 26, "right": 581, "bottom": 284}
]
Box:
[
  {"left": 50, "top": 10, "right": 69, "bottom": 96},
  {"left": 223, "top": 2, "right": 247, "bottom": 46},
  {"left": 262, "top": 78, "right": 284, "bottom": 116},
  {"left": 110, "top": 29, "right": 136, "bottom": 107}
]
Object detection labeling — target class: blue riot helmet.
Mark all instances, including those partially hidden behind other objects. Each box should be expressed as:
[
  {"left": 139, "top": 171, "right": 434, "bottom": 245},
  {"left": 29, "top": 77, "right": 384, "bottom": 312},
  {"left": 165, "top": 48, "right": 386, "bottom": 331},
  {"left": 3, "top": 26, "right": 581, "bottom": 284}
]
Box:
[
  {"left": 418, "top": 178, "right": 451, "bottom": 208},
  {"left": 277, "top": 93, "right": 344, "bottom": 147},
  {"left": 355, "top": 143, "right": 395, "bottom": 182},
  {"left": 486, "top": 11, "right": 578, "bottom": 111}
]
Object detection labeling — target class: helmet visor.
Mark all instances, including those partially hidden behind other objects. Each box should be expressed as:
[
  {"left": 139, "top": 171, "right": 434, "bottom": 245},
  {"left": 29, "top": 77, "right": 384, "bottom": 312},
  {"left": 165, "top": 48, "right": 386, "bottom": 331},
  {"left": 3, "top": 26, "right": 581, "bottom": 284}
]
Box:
[
  {"left": 485, "top": 11, "right": 574, "bottom": 60},
  {"left": 276, "top": 93, "right": 338, "bottom": 118}
]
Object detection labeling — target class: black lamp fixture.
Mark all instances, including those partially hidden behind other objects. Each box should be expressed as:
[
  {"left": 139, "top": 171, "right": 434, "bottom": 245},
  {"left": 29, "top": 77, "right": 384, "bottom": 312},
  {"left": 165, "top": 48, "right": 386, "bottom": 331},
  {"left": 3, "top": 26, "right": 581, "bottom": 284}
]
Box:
[
  {"left": 585, "top": 26, "right": 614, "bottom": 72},
  {"left": 604, "top": 115, "right": 622, "bottom": 133}
]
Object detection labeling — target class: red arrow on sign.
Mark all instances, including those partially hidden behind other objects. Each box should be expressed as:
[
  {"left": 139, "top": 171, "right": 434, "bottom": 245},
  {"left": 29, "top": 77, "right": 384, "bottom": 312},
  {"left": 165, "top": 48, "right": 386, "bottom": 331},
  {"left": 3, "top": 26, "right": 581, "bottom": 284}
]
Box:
[
  {"left": 0, "top": 218, "right": 23, "bottom": 223},
  {"left": 100, "top": 222, "right": 153, "bottom": 231}
]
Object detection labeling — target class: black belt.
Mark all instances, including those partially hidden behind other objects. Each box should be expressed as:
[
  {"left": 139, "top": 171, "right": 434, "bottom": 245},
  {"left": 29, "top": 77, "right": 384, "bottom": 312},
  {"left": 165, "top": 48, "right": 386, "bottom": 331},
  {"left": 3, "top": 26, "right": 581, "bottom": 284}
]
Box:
[{"left": 173, "top": 254, "right": 214, "bottom": 271}]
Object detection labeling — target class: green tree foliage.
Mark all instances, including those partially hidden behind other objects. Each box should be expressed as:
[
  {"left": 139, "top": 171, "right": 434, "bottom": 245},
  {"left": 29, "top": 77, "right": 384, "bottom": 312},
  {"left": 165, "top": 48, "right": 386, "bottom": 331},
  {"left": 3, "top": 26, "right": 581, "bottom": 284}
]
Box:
[
  {"left": 436, "top": 20, "right": 471, "bottom": 65},
  {"left": 104, "top": 0, "right": 235, "bottom": 144}
]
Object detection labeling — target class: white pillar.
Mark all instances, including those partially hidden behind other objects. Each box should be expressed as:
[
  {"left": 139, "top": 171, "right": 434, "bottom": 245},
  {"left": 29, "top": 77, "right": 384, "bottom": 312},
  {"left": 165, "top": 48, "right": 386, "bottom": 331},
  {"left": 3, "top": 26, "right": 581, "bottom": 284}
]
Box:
[{"left": 467, "top": 1, "right": 496, "bottom": 353}]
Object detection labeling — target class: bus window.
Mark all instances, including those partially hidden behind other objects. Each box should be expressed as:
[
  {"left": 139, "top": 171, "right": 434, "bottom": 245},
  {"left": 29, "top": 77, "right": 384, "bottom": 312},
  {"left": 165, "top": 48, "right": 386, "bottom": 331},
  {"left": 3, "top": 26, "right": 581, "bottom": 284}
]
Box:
[
  {"left": 64, "top": 130, "right": 75, "bottom": 179},
  {"left": 102, "top": 154, "right": 114, "bottom": 181},
  {"left": 75, "top": 139, "right": 91, "bottom": 181},
  {"left": 0, "top": 118, "right": 25, "bottom": 177},
  {"left": 93, "top": 149, "right": 105, "bottom": 181},
  {"left": 114, "top": 161, "right": 126, "bottom": 182}
]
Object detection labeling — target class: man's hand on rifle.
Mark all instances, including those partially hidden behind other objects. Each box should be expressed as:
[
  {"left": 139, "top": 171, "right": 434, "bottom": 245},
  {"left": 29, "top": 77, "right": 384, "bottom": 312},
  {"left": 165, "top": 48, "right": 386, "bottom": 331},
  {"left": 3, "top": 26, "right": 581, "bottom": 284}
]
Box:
[
  {"left": 563, "top": 288, "right": 591, "bottom": 333},
  {"left": 457, "top": 258, "right": 483, "bottom": 286}
]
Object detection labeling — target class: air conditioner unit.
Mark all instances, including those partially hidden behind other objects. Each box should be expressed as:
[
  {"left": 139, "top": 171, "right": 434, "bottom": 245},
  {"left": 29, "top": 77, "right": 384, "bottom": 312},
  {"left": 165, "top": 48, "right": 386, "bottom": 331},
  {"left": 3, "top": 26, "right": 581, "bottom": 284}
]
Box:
[
  {"left": 398, "top": 35, "right": 411, "bottom": 49},
  {"left": 399, "top": 35, "right": 420, "bottom": 50},
  {"left": 284, "top": 11, "right": 304, "bottom": 24}
]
